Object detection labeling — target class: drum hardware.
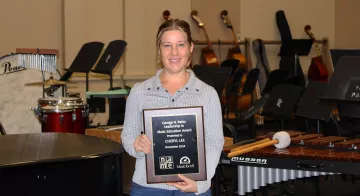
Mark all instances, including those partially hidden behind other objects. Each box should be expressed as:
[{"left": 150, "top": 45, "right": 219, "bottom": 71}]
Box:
[
  {"left": 42, "top": 114, "right": 47, "bottom": 124},
  {"left": 59, "top": 114, "right": 64, "bottom": 124}
]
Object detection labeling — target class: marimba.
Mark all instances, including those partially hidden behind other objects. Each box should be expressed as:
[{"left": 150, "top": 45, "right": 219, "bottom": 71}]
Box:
[{"left": 221, "top": 131, "right": 360, "bottom": 195}]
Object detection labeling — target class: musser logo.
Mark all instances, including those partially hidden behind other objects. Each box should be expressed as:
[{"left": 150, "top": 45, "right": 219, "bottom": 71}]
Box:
[{"left": 231, "top": 157, "right": 267, "bottom": 165}]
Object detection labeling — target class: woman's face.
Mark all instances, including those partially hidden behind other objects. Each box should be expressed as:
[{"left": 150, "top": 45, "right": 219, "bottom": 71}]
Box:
[{"left": 159, "top": 29, "right": 194, "bottom": 74}]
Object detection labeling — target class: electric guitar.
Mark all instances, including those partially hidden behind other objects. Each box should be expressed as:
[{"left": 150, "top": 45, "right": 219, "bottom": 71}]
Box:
[
  {"left": 191, "top": 10, "right": 219, "bottom": 66},
  {"left": 220, "top": 10, "right": 247, "bottom": 69},
  {"left": 304, "top": 24, "right": 328, "bottom": 82}
]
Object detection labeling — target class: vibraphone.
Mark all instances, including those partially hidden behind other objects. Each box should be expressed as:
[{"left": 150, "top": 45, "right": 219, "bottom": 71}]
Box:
[{"left": 221, "top": 131, "right": 360, "bottom": 195}]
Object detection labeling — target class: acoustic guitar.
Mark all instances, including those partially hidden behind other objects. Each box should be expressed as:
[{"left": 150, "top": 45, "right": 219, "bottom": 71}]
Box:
[
  {"left": 191, "top": 10, "right": 219, "bottom": 66},
  {"left": 304, "top": 25, "right": 328, "bottom": 82},
  {"left": 220, "top": 10, "right": 247, "bottom": 69}
]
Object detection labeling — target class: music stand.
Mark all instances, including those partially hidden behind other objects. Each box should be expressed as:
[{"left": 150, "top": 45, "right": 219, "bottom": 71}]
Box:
[
  {"left": 262, "top": 83, "right": 303, "bottom": 129},
  {"left": 295, "top": 82, "right": 333, "bottom": 133},
  {"left": 279, "top": 39, "right": 313, "bottom": 77},
  {"left": 261, "top": 69, "right": 288, "bottom": 95},
  {"left": 320, "top": 56, "right": 360, "bottom": 104},
  {"left": 330, "top": 49, "right": 360, "bottom": 68},
  {"left": 319, "top": 56, "right": 360, "bottom": 137},
  {"left": 192, "top": 65, "right": 232, "bottom": 99}
]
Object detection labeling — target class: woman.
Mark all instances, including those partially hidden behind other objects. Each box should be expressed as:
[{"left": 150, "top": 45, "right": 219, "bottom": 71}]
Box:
[{"left": 121, "top": 19, "right": 224, "bottom": 195}]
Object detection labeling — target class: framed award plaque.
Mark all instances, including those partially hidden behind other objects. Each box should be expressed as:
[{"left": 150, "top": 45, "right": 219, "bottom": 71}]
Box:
[{"left": 142, "top": 106, "right": 206, "bottom": 183}]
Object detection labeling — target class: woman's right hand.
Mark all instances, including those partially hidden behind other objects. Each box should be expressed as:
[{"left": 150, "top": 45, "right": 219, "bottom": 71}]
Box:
[{"left": 134, "top": 134, "right": 151, "bottom": 154}]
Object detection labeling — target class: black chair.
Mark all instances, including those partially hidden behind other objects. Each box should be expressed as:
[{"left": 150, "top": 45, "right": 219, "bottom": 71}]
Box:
[{"left": 89, "top": 40, "right": 127, "bottom": 90}]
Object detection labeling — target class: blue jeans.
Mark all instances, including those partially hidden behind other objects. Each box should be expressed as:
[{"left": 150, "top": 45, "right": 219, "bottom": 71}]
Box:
[{"left": 130, "top": 182, "right": 212, "bottom": 196}]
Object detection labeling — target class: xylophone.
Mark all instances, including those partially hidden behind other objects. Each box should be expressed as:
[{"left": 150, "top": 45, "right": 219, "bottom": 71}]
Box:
[{"left": 221, "top": 131, "right": 360, "bottom": 195}]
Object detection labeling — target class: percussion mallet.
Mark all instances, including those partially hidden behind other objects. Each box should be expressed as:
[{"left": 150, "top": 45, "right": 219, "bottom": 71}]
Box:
[{"left": 227, "top": 131, "right": 291, "bottom": 158}]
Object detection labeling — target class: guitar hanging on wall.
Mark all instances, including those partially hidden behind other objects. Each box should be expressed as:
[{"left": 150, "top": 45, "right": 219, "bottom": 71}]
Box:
[
  {"left": 220, "top": 10, "right": 247, "bottom": 69},
  {"left": 191, "top": 10, "right": 219, "bottom": 66},
  {"left": 304, "top": 25, "right": 328, "bottom": 82}
]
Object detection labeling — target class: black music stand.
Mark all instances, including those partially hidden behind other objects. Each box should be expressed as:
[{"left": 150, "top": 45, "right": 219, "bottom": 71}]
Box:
[
  {"left": 330, "top": 49, "right": 360, "bottom": 68},
  {"left": 262, "top": 69, "right": 288, "bottom": 95},
  {"left": 192, "top": 65, "right": 232, "bottom": 99},
  {"left": 295, "top": 82, "right": 333, "bottom": 134},
  {"left": 321, "top": 56, "right": 360, "bottom": 104},
  {"left": 61, "top": 42, "right": 104, "bottom": 91},
  {"left": 279, "top": 39, "right": 313, "bottom": 77},
  {"left": 90, "top": 40, "right": 127, "bottom": 90},
  {"left": 320, "top": 56, "right": 360, "bottom": 136},
  {"left": 262, "top": 83, "right": 303, "bottom": 130}
]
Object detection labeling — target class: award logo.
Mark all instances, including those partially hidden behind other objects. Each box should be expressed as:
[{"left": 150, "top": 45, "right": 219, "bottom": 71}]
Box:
[{"left": 159, "top": 156, "right": 174, "bottom": 170}]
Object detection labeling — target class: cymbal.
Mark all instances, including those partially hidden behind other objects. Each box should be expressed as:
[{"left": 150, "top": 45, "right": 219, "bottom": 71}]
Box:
[{"left": 25, "top": 79, "right": 74, "bottom": 86}]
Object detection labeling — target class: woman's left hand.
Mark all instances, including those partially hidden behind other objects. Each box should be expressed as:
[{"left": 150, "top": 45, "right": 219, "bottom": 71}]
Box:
[{"left": 166, "top": 174, "right": 198, "bottom": 193}]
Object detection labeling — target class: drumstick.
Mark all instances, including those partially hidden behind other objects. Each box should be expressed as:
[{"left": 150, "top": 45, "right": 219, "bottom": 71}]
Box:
[
  {"left": 230, "top": 138, "right": 270, "bottom": 152},
  {"left": 227, "top": 131, "right": 291, "bottom": 158}
]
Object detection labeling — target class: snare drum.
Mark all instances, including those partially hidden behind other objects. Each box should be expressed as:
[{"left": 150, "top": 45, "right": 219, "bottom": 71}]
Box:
[
  {"left": 39, "top": 106, "right": 74, "bottom": 133},
  {"left": 38, "top": 97, "right": 83, "bottom": 107}
]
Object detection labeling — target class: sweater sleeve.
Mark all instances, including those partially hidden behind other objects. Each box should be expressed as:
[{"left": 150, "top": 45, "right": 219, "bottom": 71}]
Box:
[
  {"left": 121, "top": 83, "right": 146, "bottom": 159},
  {"left": 196, "top": 88, "right": 224, "bottom": 194}
]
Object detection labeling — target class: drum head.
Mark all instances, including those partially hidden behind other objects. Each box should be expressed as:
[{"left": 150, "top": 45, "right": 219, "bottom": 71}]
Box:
[
  {"left": 40, "top": 105, "right": 74, "bottom": 113},
  {"left": 60, "top": 97, "right": 83, "bottom": 105},
  {"left": 38, "top": 97, "right": 83, "bottom": 106},
  {"left": 64, "top": 103, "right": 88, "bottom": 108},
  {"left": 38, "top": 98, "right": 61, "bottom": 106}
]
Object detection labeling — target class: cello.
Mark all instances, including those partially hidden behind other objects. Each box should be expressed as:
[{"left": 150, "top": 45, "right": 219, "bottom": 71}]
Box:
[
  {"left": 220, "top": 10, "right": 247, "bottom": 69},
  {"left": 191, "top": 10, "right": 219, "bottom": 66},
  {"left": 304, "top": 25, "right": 328, "bottom": 82},
  {"left": 219, "top": 10, "right": 252, "bottom": 116}
]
